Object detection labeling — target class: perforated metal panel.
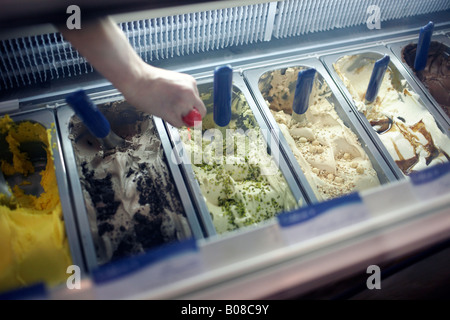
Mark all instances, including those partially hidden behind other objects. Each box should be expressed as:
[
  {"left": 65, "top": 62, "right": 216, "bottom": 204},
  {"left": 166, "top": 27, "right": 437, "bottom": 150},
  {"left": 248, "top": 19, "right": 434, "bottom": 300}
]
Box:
[
  {"left": 120, "top": 3, "right": 273, "bottom": 62},
  {"left": 272, "top": 0, "right": 450, "bottom": 38}
]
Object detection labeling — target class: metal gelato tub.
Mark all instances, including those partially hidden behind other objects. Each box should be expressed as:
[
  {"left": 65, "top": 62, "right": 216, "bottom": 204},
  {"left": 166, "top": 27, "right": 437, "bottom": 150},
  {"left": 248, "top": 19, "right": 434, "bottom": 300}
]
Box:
[
  {"left": 243, "top": 58, "right": 397, "bottom": 203},
  {"left": 56, "top": 91, "right": 203, "bottom": 272},
  {"left": 0, "top": 107, "right": 85, "bottom": 276},
  {"left": 165, "top": 72, "right": 307, "bottom": 238},
  {"left": 321, "top": 46, "right": 450, "bottom": 178}
]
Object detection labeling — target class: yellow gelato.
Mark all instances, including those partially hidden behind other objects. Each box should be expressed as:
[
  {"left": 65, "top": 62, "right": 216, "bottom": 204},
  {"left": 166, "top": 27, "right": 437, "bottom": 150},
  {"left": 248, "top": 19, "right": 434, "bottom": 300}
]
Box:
[{"left": 0, "top": 115, "right": 72, "bottom": 294}]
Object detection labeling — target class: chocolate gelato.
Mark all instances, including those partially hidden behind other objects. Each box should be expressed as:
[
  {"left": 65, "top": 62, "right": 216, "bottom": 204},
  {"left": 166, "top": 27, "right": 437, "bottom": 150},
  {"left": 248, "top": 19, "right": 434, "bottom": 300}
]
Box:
[{"left": 402, "top": 41, "right": 450, "bottom": 118}]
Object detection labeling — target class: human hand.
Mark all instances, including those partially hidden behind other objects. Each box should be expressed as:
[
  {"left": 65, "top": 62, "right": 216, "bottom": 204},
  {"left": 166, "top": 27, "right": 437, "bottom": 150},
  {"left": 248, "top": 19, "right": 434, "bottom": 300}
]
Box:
[{"left": 122, "top": 63, "right": 206, "bottom": 128}]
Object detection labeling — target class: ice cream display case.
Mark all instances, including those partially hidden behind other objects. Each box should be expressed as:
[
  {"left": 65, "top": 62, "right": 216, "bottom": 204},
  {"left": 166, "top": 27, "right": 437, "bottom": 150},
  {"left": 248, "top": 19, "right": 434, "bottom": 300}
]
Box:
[
  {"left": 1, "top": 0, "right": 450, "bottom": 300},
  {"left": 388, "top": 35, "right": 450, "bottom": 127}
]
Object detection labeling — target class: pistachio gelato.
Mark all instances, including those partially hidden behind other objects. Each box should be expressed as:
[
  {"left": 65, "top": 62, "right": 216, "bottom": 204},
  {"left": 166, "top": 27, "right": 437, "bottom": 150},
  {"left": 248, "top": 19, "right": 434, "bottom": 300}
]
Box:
[{"left": 179, "top": 88, "right": 299, "bottom": 234}]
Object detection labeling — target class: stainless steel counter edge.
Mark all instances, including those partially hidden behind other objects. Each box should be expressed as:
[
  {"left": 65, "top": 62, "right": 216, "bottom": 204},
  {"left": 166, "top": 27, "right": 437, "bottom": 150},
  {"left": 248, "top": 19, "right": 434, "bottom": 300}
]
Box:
[
  {"left": 387, "top": 35, "right": 450, "bottom": 128},
  {"left": 242, "top": 58, "right": 398, "bottom": 203},
  {"left": 320, "top": 45, "right": 450, "bottom": 179},
  {"left": 128, "top": 183, "right": 450, "bottom": 300}
]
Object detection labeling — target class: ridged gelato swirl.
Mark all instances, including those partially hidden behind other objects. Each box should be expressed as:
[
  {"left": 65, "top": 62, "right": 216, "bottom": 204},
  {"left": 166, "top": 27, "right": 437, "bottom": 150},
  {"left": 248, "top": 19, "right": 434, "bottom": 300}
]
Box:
[{"left": 334, "top": 54, "right": 450, "bottom": 175}]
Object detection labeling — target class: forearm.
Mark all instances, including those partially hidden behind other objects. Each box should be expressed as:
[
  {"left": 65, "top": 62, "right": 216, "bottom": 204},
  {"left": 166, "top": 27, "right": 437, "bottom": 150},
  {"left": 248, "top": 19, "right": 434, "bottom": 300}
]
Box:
[
  {"left": 59, "top": 17, "right": 146, "bottom": 93},
  {"left": 58, "top": 16, "right": 205, "bottom": 127}
]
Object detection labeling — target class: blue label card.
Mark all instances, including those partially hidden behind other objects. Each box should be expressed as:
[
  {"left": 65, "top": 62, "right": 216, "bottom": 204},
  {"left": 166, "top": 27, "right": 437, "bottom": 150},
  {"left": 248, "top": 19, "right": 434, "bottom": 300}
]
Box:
[
  {"left": 278, "top": 193, "right": 369, "bottom": 245},
  {"left": 0, "top": 282, "right": 48, "bottom": 300},
  {"left": 409, "top": 162, "right": 450, "bottom": 200},
  {"left": 92, "top": 239, "right": 203, "bottom": 299}
]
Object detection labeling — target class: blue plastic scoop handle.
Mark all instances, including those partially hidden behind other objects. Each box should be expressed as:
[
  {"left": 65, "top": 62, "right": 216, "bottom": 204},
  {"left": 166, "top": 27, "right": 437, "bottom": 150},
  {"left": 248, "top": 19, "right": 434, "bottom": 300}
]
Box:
[
  {"left": 414, "top": 21, "right": 434, "bottom": 71},
  {"left": 365, "top": 55, "right": 390, "bottom": 104},
  {"left": 292, "top": 68, "right": 316, "bottom": 115},
  {"left": 65, "top": 89, "right": 111, "bottom": 139},
  {"left": 213, "top": 65, "right": 233, "bottom": 127}
]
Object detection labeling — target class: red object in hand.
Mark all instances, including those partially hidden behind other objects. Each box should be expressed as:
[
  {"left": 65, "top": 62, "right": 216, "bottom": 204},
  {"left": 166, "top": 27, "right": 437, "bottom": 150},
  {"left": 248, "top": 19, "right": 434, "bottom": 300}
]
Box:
[{"left": 182, "top": 108, "right": 202, "bottom": 127}]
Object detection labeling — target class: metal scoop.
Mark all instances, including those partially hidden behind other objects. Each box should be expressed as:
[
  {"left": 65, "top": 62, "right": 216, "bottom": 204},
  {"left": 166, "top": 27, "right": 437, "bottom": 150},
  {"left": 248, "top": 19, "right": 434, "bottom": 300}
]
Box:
[{"left": 65, "top": 89, "right": 126, "bottom": 150}]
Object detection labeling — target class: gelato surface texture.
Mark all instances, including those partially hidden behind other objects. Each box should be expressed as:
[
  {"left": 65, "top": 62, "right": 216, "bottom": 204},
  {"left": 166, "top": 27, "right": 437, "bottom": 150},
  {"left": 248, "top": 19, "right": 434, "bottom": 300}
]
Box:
[
  {"left": 402, "top": 41, "right": 450, "bottom": 118},
  {"left": 69, "top": 101, "right": 190, "bottom": 265},
  {"left": 334, "top": 54, "right": 450, "bottom": 175},
  {"left": 259, "top": 67, "right": 381, "bottom": 201},
  {"left": 0, "top": 115, "right": 72, "bottom": 294},
  {"left": 179, "top": 88, "right": 299, "bottom": 234}
]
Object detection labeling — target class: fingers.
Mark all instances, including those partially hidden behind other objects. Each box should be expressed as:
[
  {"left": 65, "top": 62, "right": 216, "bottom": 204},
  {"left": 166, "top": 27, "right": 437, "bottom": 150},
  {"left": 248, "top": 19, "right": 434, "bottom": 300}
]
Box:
[
  {"left": 166, "top": 109, "right": 187, "bottom": 128},
  {"left": 182, "top": 74, "right": 205, "bottom": 116},
  {"left": 192, "top": 92, "right": 206, "bottom": 117},
  {"left": 178, "top": 77, "right": 206, "bottom": 127},
  {"left": 193, "top": 82, "right": 200, "bottom": 96}
]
